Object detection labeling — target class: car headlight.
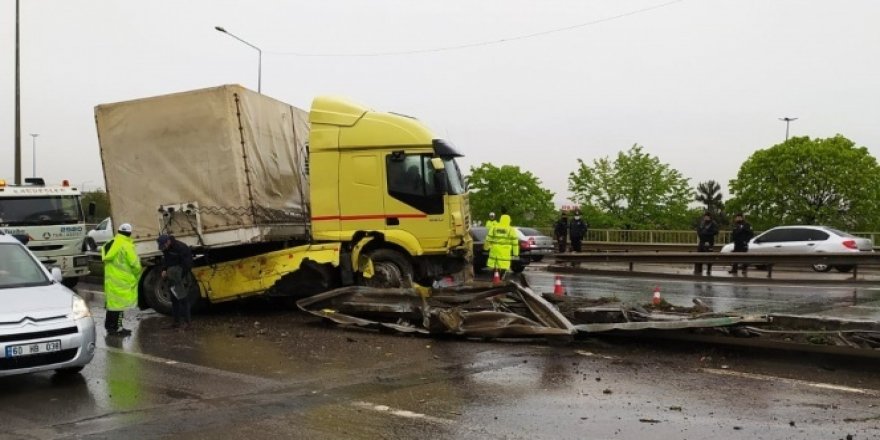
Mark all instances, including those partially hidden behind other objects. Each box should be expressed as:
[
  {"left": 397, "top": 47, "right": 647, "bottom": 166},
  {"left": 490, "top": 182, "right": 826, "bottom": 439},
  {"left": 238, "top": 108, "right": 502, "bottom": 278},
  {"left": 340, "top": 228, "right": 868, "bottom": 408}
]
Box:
[{"left": 68, "top": 295, "right": 91, "bottom": 320}]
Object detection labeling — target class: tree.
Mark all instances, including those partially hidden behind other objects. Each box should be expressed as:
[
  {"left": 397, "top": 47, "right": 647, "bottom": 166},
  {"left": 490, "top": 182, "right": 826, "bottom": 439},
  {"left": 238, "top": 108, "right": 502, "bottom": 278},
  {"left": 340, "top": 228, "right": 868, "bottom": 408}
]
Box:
[
  {"left": 568, "top": 144, "right": 692, "bottom": 229},
  {"left": 466, "top": 163, "right": 556, "bottom": 228},
  {"left": 695, "top": 180, "right": 726, "bottom": 224},
  {"left": 81, "top": 190, "right": 111, "bottom": 222},
  {"left": 728, "top": 135, "right": 880, "bottom": 230}
]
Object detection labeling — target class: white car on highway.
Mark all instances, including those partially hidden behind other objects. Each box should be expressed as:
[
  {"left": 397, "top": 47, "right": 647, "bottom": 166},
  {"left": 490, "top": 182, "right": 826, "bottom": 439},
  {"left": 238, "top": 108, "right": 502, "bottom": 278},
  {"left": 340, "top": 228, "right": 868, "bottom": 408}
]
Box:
[
  {"left": 720, "top": 225, "right": 874, "bottom": 272},
  {"left": 86, "top": 217, "right": 113, "bottom": 249},
  {"left": 0, "top": 232, "right": 96, "bottom": 377}
]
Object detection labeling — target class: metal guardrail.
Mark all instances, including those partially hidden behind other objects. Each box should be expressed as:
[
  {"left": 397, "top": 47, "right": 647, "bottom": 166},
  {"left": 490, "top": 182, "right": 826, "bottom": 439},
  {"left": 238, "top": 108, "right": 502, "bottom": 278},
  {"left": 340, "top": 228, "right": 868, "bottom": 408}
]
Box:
[{"left": 553, "top": 251, "right": 880, "bottom": 279}]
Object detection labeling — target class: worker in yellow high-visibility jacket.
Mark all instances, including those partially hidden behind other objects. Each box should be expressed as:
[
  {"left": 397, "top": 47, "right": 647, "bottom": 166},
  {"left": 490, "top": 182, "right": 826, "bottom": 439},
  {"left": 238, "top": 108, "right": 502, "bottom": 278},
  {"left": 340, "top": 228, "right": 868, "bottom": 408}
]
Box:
[
  {"left": 101, "top": 223, "right": 142, "bottom": 336},
  {"left": 485, "top": 214, "right": 519, "bottom": 272}
]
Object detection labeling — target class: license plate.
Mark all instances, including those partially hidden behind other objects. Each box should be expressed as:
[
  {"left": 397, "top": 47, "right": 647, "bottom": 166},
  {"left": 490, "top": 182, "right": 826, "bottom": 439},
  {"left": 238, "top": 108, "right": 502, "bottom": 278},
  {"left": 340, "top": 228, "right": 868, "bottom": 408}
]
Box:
[{"left": 5, "top": 340, "right": 62, "bottom": 358}]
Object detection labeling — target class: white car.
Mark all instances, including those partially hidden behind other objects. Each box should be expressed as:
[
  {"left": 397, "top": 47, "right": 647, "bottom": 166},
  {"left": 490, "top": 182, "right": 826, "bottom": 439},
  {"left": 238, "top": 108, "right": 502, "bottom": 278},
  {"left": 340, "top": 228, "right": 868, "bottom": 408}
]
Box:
[
  {"left": 720, "top": 225, "right": 874, "bottom": 272},
  {"left": 0, "top": 232, "right": 96, "bottom": 377},
  {"left": 87, "top": 217, "right": 113, "bottom": 249}
]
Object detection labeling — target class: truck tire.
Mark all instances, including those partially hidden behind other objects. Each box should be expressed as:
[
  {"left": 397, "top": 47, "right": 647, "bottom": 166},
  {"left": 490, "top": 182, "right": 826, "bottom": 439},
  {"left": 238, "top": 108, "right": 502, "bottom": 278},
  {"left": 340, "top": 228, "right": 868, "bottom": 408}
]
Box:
[
  {"left": 834, "top": 265, "right": 854, "bottom": 273},
  {"left": 364, "top": 249, "right": 413, "bottom": 288},
  {"left": 140, "top": 266, "right": 172, "bottom": 315},
  {"left": 62, "top": 277, "right": 80, "bottom": 288},
  {"left": 511, "top": 261, "right": 525, "bottom": 274}
]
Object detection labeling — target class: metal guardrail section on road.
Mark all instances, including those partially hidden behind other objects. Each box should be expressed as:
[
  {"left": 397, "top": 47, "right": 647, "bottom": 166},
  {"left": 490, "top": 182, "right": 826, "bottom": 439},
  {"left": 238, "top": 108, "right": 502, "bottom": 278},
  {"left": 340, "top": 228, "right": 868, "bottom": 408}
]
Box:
[{"left": 554, "top": 251, "right": 880, "bottom": 279}]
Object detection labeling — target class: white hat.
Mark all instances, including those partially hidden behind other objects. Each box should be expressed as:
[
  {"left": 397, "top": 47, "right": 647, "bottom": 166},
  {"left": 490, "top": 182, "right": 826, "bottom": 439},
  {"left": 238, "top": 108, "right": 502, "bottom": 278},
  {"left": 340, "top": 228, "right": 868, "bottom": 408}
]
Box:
[{"left": 118, "top": 223, "right": 132, "bottom": 233}]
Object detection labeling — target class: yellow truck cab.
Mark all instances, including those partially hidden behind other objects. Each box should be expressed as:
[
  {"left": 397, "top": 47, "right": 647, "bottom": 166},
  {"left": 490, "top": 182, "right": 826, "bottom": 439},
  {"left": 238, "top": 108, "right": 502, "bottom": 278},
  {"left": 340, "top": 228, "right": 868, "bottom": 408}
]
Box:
[{"left": 309, "top": 97, "right": 471, "bottom": 286}]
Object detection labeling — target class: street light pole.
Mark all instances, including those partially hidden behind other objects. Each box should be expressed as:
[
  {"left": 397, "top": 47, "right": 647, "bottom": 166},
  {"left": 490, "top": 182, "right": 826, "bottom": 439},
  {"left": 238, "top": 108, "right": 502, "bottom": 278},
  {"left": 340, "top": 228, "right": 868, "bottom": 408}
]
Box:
[
  {"left": 29, "top": 133, "right": 38, "bottom": 177},
  {"left": 214, "top": 26, "right": 262, "bottom": 93},
  {"left": 779, "top": 117, "right": 798, "bottom": 141},
  {"left": 14, "top": 0, "right": 22, "bottom": 184}
]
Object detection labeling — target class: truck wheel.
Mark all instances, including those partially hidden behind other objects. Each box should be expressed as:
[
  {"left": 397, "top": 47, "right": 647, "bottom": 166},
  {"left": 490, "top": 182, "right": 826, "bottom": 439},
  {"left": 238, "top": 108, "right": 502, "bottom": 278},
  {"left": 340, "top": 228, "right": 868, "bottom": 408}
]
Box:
[
  {"left": 511, "top": 262, "right": 525, "bottom": 274},
  {"left": 834, "top": 265, "right": 854, "bottom": 273},
  {"left": 140, "top": 266, "right": 172, "bottom": 315},
  {"left": 62, "top": 277, "right": 80, "bottom": 288},
  {"left": 365, "top": 249, "right": 413, "bottom": 288}
]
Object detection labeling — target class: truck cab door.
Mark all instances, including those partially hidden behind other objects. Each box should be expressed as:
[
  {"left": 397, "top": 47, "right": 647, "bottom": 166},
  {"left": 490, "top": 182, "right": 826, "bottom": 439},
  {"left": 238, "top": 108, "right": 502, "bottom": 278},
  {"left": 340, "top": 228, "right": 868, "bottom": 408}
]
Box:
[{"left": 384, "top": 153, "right": 449, "bottom": 252}]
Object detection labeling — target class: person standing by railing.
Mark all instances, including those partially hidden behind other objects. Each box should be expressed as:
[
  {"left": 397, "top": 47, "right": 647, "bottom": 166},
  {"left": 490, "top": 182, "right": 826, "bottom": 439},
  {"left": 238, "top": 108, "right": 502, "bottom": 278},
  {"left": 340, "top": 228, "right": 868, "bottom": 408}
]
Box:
[
  {"left": 729, "top": 213, "right": 754, "bottom": 275},
  {"left": 553, "top": 213, "right": 569, "bottom": 252},
  {"left": 569, "top": 213, "right": 588, "bottom": 252},
  {"left": 694, "top": 212, "right": 719, "bottom": 275}
]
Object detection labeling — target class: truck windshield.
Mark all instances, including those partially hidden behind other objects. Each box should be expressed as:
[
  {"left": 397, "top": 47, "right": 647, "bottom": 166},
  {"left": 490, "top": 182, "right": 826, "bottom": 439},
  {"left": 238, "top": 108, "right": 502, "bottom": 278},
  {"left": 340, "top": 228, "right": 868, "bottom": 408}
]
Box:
[
  {"left": 442, "top": 158, "right": 466, "bottom": 195},
  {"left": 0, "top": 196, "right": 84, "bottom": 226}
]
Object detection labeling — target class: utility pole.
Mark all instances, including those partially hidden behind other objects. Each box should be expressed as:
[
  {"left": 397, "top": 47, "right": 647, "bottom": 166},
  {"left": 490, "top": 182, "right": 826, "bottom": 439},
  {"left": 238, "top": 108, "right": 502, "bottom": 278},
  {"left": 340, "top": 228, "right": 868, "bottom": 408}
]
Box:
[
  {"left": 779, "top": 117, "right": 798, "bottom": 141},
  {"left": 30, "top": 133, "right": 38, "bottom": 177},
  {"left": 15, "top": 0, "right": 22, "bottom": 184}
]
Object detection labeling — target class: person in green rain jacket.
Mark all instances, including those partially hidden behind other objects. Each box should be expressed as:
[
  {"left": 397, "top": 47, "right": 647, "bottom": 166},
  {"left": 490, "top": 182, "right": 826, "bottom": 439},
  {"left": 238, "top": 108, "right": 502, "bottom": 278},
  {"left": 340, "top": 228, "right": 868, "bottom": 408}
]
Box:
[
  {"left": 485, "top": 214, "right": 519, "bottom": 272},
  {"left": 101, "top": 222, "right": 142, "bottom": 336}
]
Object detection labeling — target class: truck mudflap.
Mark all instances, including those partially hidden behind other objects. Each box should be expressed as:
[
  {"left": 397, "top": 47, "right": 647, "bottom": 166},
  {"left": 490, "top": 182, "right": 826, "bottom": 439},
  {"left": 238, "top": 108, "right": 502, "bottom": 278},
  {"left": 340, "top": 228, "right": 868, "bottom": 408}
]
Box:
[
  {"left": 192, "top": 243, "right": 342, "bottom": 303},
  {"left": 295, "top": 280, "right": 576, "bottom": 339}
]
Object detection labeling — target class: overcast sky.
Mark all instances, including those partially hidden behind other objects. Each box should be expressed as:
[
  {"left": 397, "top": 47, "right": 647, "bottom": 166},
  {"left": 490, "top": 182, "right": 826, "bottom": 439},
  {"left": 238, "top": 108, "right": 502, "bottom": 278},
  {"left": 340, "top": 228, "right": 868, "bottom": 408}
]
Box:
[{"left": 2, "top": 0, "right": 878, "bottom": 205}]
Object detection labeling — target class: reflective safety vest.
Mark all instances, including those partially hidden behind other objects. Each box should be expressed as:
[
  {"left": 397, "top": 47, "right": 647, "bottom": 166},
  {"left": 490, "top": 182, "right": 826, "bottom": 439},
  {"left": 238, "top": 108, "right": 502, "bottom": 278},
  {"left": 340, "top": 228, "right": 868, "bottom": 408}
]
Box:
[
  {"left": 101, "top": 233, "right": 142, "bottom": 311},
  {"left": 485, "top": 215, "right": 519, "bottom": 271}
]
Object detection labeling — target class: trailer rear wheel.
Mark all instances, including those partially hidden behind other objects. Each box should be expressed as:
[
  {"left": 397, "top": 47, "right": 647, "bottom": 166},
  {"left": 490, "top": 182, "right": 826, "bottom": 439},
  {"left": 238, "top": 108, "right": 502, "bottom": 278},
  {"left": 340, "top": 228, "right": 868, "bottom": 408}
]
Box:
[
  {"left": 141, "top": 266, "right": 172, "bottom": 315},
  {"left": 364, "top": 249, "right": 413, "bottom": 288},
  {"left": 140, "top": 266, "right": 200, "bottom": 315}
]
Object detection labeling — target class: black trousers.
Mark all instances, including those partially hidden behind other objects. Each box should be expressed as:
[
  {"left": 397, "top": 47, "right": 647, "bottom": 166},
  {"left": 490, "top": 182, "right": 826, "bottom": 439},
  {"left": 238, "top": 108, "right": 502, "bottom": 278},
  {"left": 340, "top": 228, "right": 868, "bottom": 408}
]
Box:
[
  {"left": 570, "top": 236, "right": 583, "bottom": 252},
  {"left": 105, "top": 310, "right": 123, "bottom": 332},
  {"left": 694, "top": 241, "right": 714, "bottom": 273},
  {"left": 730, "top": 247, "right": 748, "bottom": 273},
  {"left": 556, "top": 236, "right": 567, "bottom": 253},
  {"left": 167, "top": 266, "right": 192, "bottom": 324}
]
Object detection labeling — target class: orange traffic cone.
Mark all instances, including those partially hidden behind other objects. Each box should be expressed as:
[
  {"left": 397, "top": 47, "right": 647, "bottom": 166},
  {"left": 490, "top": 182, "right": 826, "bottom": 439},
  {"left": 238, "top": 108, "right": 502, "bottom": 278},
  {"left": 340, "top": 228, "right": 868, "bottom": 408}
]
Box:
[
  {"left": 652, "top": 285, "right": 662, "bottom": 305},
  {"left": 492, "top": 269, "right": 502, "bottom": 285},
  {"left": 553, "top": 275, "right": 565, "bottom": 296}
]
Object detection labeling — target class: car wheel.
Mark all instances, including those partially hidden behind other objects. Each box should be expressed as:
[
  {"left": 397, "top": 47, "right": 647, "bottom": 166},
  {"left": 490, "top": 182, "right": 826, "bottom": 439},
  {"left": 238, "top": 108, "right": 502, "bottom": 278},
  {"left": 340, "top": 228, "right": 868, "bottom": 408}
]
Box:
[
  {"left": 532, "top": 255, "right": 544, "bottom": 262},
  {"left": 55, "top": 366, "right": 85, "bottom": 375},
  {"left": 364, "top": 249, "right": 413, "bottom": 288},
  {"left": 834, "top": 265, "right": 854, "bottom": 273},
  {"left": 811, "top": 263, "right": 832, "bottom": 272}
]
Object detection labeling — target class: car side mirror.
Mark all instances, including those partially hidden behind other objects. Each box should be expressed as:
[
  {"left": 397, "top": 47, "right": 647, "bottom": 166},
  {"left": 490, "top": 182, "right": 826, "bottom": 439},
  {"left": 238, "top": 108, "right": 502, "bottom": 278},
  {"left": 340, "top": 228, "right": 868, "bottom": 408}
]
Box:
[{"left": 51, "top": 267, "right": 63, "bottom": 283}]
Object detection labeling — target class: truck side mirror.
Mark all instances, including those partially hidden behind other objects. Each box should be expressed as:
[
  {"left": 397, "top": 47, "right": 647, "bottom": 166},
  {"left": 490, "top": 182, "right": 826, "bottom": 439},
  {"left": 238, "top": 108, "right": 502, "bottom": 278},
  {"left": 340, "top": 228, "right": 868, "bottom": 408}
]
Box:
[{"left": 88, "top": 202, "right": 96, "bottom": 219}]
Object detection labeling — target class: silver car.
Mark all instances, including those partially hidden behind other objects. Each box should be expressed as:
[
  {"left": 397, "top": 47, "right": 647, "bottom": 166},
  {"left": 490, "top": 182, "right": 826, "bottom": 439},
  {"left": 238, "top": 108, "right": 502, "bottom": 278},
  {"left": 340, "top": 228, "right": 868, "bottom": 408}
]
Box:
[
  {"left": 0, "top": 232, "right": 96, "bottom": 377},
  {"left": 720, "top": 225, "right": 874, "bottom": 272}
]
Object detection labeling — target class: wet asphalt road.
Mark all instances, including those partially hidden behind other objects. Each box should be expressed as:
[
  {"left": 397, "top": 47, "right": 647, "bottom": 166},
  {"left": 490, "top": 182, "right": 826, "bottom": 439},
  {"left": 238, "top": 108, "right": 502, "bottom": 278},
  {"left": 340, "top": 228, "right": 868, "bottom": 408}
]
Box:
[
  {"left": 524, "top": 266, "right": 880, "bottom": 321},
  {"left": 2, "top": 276, "right": 880, "bottom": 440}
]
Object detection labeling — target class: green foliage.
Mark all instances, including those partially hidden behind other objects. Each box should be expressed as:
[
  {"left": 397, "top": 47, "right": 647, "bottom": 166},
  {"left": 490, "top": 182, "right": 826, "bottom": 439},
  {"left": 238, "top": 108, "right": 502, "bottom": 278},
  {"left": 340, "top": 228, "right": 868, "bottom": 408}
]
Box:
[
  {"left": 466, "top": 163, "right": 557, "bottom": 228},
  {"left": 81, "top": 190, "right": 111, "bottom": 222},
  {"left": 695, "top": 180, "right": 728, "bottom": 225},
  {"left": 728, "top": 135, "right": 880, "bottom": 230},
  {"left": 568, "top": 144, "right": 692, "bottom": 229}
]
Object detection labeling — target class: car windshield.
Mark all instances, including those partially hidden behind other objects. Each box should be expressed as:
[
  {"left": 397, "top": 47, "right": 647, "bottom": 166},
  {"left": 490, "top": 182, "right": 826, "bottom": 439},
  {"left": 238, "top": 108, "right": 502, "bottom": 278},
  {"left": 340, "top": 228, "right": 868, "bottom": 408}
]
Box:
[
  {"left": 0, "top": 243, "right": 50, "bottom": 288},
  {"left": 0, "top": 196, "right": 84, "bottom": 226}
]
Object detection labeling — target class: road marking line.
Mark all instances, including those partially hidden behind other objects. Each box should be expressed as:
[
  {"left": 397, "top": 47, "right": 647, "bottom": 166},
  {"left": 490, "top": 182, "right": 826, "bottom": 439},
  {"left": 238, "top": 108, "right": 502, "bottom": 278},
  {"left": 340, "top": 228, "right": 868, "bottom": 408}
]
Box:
[
  {"left": 102, "top": 346, "right": 279, "bottom": 386},
  {"left": 352, "top": 401, "right": 453, "bottom": 425},
  {"left": 700, "top": 368, "right": 880, "bottom": 395}
]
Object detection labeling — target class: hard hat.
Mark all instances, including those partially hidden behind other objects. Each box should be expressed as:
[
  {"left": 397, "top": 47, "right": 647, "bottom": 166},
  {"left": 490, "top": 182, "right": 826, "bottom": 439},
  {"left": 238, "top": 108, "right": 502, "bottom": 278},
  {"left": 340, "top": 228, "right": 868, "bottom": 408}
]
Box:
[{"left": 118, "top": 223, "right": 132, "bottom": 233}]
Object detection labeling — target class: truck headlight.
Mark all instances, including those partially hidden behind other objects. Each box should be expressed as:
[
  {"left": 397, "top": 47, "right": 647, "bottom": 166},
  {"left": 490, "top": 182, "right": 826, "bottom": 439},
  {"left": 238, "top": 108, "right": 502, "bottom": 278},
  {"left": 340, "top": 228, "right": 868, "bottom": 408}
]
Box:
[{"left": 68, "top": 295, "right": 91, "bottom": 320}]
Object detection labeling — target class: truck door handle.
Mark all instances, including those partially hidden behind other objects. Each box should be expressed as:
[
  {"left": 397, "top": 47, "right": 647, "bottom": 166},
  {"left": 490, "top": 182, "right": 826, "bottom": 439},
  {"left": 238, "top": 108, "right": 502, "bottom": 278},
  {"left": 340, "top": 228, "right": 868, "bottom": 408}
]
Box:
[{"left": 386, "top": 217, "right": 399, "bottom": 226}]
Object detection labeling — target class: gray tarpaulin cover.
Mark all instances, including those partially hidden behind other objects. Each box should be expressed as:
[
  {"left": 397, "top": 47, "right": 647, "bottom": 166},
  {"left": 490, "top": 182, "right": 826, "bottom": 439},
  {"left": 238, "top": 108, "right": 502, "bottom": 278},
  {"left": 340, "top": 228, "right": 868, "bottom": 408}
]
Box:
[{"left": 95, "top": 84, "right": 309, "bottom": 242}]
